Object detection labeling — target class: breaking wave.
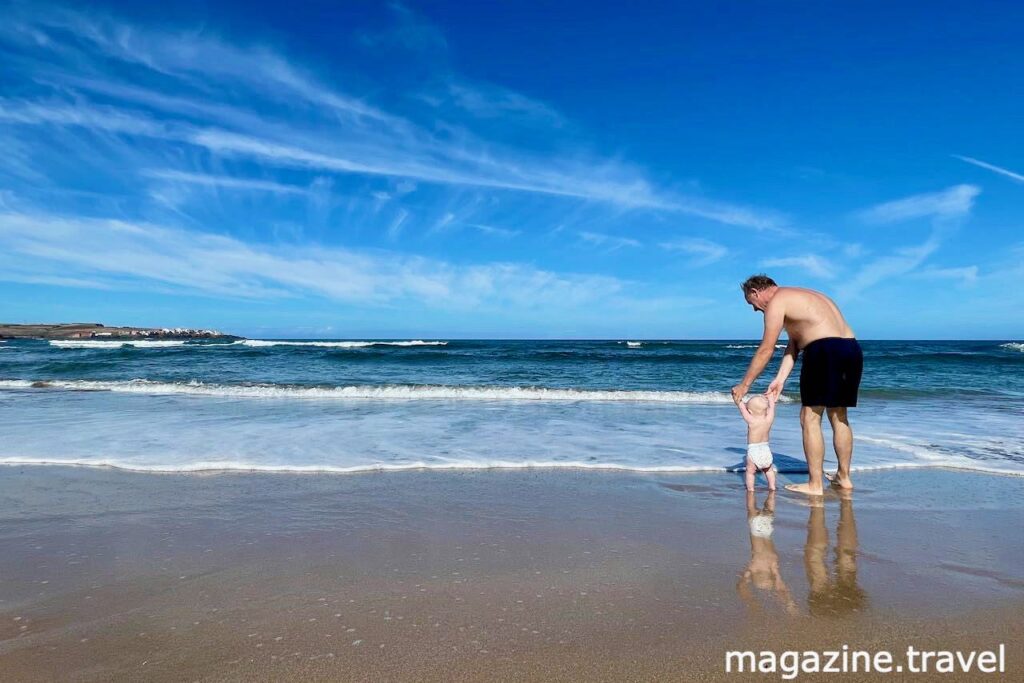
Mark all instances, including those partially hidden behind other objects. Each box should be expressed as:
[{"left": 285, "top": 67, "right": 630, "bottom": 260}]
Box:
[
  {"left": 0, "top": 378, "right": 735, "bottom": 403},
  {"left": 49, "top": 340, "right": 191, "bottom": 348},
  {"left": 47, "top": 339, "right": 449, "bottom": 349},
  {"left": 725, "top": 344, "right": 788, "bottom": 349},
  {"left": 236, "top": 339, "right": 448, "bottom": 348}
]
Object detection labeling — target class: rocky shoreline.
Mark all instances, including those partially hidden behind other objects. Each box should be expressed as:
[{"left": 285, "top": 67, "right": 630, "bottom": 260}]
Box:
[{"left": 0, "top": 323, "right": 241, "bottom": 341}]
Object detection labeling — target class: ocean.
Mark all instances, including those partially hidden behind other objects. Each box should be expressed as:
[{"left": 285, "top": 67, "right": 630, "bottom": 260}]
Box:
[{"left": 1, "top": 338, "right": 1021, "bottom": 476}]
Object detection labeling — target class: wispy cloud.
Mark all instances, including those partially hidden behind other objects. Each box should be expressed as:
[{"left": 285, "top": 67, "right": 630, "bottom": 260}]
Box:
[
  {"left": 444, "top": 82, "right": 565, "bottom": 127},
  {"left": 0, "top": 210, "right": 629, "bottom": 310},
  {"left": 578, "top": 231, "right": 642, "bottom": 250},
  {"left": 843, "top": 243, "right": 866, "bottom": 259},
  {"left": 467, "top": 223, "right": 521, "bottom": 238},
  {"left": 658, "top": 238, "right": 727, "bottom": 266},
  {"left": 913, "top": 265, "right": 979, "bottom": 286},
  {"left": 838, "top": 235, "right": 941, "bottom": 299},
  {"left": 387, "top": 209, "right": 410, "bottom": 241},
  {"left": 0, "top": 99, "right": 171, "bottom": 137},
  {"left": 858, "top": 185, "right": 980, "bottom": 224},
  {"left": 143, "top": 170, "right": 312, "bottom": 195},
  {"left": 760, "top": 254, "right": 836, "bottom": 279},
  {"left": 953, "top": 155, "right": 1024, "bottom": 184},
  {"left": 841, "top": 185, "right": 982, "bottom": 297},
  {"left": 0, "top": 5, "right": 783, "bottom": 229}
]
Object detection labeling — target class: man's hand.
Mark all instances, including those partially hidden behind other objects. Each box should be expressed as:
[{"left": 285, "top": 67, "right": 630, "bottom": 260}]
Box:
[
  {"left": 731, "top": 383, "right": 749, "bottom": 403},
  {"left": 766, "top": 377, "right": 784, "bottom": 401}
]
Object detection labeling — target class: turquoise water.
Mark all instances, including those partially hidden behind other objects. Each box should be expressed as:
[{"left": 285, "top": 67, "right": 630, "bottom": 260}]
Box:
[{"left": 1, "top": 338, "right": 1021, "bottom": 474}]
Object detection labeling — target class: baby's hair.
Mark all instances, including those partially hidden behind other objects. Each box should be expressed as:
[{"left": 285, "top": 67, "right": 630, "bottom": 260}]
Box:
[{"left": 746, "top": 395, "right": 769, "bottom": 415}]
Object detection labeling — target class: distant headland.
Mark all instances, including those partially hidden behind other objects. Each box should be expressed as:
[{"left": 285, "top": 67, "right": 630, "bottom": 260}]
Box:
[{"left": 0, "top": 323, "right": 242, "bottom": 341}]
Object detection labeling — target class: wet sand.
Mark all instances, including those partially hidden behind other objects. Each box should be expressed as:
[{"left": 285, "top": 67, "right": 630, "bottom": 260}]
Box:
[{"left": 0, "top": 466, "right": 1021, "bottom": 681}]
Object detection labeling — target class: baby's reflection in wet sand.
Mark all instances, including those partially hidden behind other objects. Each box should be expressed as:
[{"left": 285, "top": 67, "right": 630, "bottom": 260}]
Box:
[
  {"left": 737, "top": 490, "right": 799, "bottom": 615},
  {"left": 737, "top": 490, "right": 869, "bottom": 617},
  {"left": 804, "top": 493, "right": 868, "bottom": 617}
]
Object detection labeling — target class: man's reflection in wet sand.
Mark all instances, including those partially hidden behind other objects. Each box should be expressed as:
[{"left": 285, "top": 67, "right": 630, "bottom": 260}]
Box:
[
  {"left": 804, "top": 493, "right": 868, "bottom": 617},
  {"left": 737, "top": 490, "right": 799, "bottom": 614}
]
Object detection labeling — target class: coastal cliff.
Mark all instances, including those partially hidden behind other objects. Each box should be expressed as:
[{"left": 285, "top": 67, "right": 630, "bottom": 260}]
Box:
[{"left": 0, "top": 323, "right": 241, "bottom": 341}]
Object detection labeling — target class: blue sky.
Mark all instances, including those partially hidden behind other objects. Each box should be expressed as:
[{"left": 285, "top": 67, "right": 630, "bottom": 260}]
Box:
[{"left": 1, "top": 0, "right": 1021, "bottom": 339}]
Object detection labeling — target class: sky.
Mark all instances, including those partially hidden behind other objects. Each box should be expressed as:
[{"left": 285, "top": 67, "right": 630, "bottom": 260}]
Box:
[{"left": 1, "top": 0, "right": 1022, "bottom": 339}]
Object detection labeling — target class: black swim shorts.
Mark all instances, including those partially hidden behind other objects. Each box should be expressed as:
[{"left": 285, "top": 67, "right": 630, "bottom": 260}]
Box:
[{"left": 799, "top": 337, "right": 863, "bottom": 407}]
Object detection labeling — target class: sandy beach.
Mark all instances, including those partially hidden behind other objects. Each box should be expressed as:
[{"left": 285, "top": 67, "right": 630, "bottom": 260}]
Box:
[
  {"left": 0, "top": 466, "right": 1020, "bottom": 681},
  {"left": 4, "top": 0, "right": 1023, "bottom": 679}
]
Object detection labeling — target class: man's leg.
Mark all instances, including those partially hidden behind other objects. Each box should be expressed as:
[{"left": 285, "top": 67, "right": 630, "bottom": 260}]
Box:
[
  {"left": 826, "top": 407, "right": 854, "bottom": 489},
  {"left": 787, "top": 405, "right": 825, "bottom": 495}
]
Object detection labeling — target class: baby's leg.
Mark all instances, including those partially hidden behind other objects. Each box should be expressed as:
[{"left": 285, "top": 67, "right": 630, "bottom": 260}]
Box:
[
  {"left": 745, "top": 457, "right": 756, "bottom": 491},
  {"left": 765, "top": 466, "right": 777, "bottom": 491}
]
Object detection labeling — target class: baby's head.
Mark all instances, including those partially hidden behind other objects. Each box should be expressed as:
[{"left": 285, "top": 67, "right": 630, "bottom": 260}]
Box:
[{"left": 746, "top": 395, "right": 769, "bottom": 416}]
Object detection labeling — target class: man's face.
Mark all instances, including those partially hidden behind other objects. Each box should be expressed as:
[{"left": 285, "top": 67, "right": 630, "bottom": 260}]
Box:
[{"left": 745, "top": 289, "right": 767, "bottom": 313}]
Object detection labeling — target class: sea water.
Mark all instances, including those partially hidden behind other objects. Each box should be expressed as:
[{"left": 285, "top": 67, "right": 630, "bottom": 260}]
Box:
[{"left": 0, "top": 339, "right": 1021, "bottom": 476}]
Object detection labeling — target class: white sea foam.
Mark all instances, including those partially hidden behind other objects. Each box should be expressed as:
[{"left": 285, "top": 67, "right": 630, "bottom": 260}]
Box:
[
  {"left": 237, "top": 339, "right": 447, "bottom": 348},
  {"left": 725, "top": 344, "right": 788, "bottom": 349},
  {"left": 0, "top": 379, "right": 736, "bottom": 403},
  {"left": 1, "top": 381, "right": 1019, "bottom": 477},
  {"left": 0, "top": 456, "right": 1018, "bottom": 477},
  {"left": 855, "top": 434, "right": 950, "bottom": 462},
  {"left": 0, "top": 456, "right": 731, "bottom": 474},
  {"left": 46, "top": 339, "right": 448, "bottom": 349},
  {"left": 49, "top": 339, "right": 190, "bottom": 348},
  {"left": 626, "top": 341, "right": 643, "bottom": 348},
  {"left": 1000, "top": 342, "right": 1024, "bottom": 352}
]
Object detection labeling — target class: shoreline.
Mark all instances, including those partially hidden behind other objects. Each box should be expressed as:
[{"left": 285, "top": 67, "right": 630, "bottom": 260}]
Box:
[
  {"left": 2, "top": 458, "right": 1023, "bottom": 478},
  {"left": 1, "top": 466, "right": 1021, "bottom": 681}
]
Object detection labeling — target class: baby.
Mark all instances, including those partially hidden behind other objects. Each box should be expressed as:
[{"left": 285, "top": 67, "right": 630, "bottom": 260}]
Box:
[{"left": 735, "top": 392, "right": 777, "bottom": 491}]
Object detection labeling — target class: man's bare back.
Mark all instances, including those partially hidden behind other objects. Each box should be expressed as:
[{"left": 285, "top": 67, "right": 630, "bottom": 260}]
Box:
[{"left": 766, "top": 287, "right": 855, "bottom": 350}]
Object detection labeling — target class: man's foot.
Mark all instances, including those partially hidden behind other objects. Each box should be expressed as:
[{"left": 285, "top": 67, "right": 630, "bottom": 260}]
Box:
[
  {"left": 831, "top": 486, "right": 854, "bottom": 501},
  {"left": 785, "top": 482, "right": 824, "bottom": 496},
  {"left": 825, "top": 471, "right": 854, "bottom": 490}
]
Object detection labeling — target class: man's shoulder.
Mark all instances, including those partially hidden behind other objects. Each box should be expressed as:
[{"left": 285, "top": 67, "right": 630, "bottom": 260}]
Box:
[
  {"left": 774, "top": 286, "right": 824, "bottom": 306},
  {"left": 776, "top": 286, "right": 821, "bottom": 297}
]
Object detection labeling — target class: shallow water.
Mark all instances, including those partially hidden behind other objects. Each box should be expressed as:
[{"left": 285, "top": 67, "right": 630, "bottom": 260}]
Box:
[{"left": 0, "top": 338, "right": 1021, "bottom": 475}]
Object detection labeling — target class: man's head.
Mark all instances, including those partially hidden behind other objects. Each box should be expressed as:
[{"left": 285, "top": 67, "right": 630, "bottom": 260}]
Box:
[
  {"left": 741, "top": 274, "right": 778, "bottom": 313},
  {"left": 747, "top": 395, "right": 769, "bottom": 416}
]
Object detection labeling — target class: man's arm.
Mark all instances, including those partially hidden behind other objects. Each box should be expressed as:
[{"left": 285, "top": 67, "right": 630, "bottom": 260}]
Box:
[
  {"left": 732, "top": 298, "right": 785, "bottom": 399},
  {"left": 767, "top": 338, "right": 798, "bottom": 401}
]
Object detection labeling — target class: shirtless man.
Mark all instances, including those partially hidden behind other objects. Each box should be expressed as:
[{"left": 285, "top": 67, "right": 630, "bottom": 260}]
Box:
[{"left": 730, "top": 275, "right": 863, "bottom": 496}]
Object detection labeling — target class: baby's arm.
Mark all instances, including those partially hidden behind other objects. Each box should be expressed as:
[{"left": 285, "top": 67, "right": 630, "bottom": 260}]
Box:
[
  {"left": 735, "top": 397, "right": 753, "bottom": 423},
  {"left": 765, "top": 392, "right": 778, "bottom": 423}
]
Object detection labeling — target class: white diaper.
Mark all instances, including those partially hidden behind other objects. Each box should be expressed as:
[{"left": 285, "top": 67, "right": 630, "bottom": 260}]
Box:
[
  {"left": 747, "top": 441, "right": 773, "bottom": 470},
  {"left": 749, "top": 513, "right": 774, "bottom": 539}
]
